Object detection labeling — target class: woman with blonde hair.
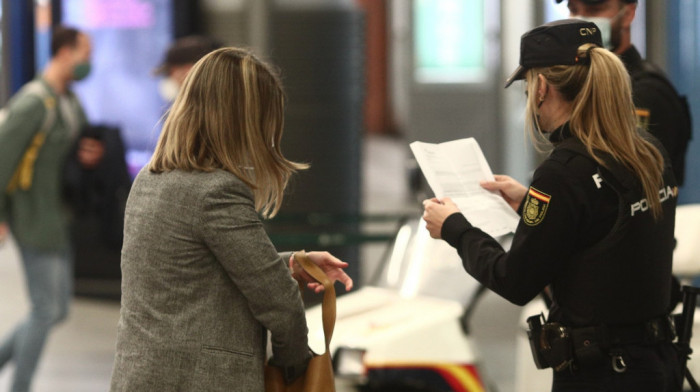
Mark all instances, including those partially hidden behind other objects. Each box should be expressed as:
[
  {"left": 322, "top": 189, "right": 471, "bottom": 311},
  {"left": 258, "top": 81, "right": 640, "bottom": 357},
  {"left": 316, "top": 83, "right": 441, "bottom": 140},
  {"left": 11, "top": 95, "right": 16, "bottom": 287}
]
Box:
[
  {"left": 423, "top": 19, "right": 680, "bottom": 391},
  {"left": 110, "top": 47, "right": 353, "bottom": 391}
]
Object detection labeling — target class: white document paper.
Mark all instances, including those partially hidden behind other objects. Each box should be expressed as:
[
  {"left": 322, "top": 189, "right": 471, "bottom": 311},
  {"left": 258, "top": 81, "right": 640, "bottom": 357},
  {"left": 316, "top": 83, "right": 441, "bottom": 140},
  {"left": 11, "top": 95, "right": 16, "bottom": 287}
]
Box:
[{"left": 410, "top": 138, "right": 520, "bottom": 238}]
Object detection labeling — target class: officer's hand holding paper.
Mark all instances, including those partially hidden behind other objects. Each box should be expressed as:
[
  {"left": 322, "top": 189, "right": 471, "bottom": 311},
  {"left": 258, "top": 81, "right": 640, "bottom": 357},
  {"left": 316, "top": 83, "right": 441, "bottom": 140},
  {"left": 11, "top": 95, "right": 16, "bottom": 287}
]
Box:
[{"left": 410, "top": 138, "right": 519, "bottom": 238}]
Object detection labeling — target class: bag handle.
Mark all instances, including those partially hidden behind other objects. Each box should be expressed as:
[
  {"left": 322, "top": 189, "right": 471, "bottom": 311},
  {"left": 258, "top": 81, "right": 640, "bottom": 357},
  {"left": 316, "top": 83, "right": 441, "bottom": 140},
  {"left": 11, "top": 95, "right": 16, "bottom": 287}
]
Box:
[{"left": 293, "top": 251, "right": 336, "bottom": 353}]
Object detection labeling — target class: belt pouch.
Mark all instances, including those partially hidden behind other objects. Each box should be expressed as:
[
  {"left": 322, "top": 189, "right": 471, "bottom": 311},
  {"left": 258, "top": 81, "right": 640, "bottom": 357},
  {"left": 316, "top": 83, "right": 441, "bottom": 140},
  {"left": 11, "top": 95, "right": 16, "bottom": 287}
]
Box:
[
  {"left": 527, "top": 314, "right": 549, "bottom": 369},
  {"left": 541, "top": 323, "right": 574, "bottom": 372}
]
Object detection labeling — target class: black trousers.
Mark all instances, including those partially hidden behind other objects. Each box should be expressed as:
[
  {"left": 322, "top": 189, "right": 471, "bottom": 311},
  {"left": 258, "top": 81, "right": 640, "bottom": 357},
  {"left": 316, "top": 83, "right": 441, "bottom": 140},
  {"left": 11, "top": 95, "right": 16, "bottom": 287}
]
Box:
[{"left": 551, "top": 342, "right": 683, "bottom": 392}]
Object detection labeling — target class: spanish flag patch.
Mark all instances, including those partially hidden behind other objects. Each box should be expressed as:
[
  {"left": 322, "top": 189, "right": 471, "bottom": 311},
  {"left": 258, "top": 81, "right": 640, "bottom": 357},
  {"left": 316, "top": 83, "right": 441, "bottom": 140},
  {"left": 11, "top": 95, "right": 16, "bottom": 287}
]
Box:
[{"left": 523, "top": 187, "right": 551, "bottom": 226}]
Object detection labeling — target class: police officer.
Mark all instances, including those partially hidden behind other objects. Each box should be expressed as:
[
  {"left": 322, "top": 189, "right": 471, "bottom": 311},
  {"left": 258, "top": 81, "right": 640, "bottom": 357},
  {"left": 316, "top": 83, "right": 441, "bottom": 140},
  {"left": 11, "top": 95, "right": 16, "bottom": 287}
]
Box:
[
  {"left": 154, "top": 35, "right": 222, "bottom": 102},
  {"left": 422, "top": 19, "right": 681, "bottom": 391},
  {"left": 561, "top": 0, "right": 692, "bottom": 186}
]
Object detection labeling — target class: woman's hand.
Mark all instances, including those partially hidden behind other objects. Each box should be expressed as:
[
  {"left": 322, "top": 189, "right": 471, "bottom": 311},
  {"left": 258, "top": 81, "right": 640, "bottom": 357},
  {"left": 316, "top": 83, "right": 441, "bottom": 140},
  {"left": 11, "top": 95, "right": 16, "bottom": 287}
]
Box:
[
  {"left": 422, "top": 197, "right": 460, "bottom": 239},
  {"left": 290, "top": 251, "right": 354, "bottom": 293},
  {"left": 480, "top": 175, "right": 527, "bottom": 212}
]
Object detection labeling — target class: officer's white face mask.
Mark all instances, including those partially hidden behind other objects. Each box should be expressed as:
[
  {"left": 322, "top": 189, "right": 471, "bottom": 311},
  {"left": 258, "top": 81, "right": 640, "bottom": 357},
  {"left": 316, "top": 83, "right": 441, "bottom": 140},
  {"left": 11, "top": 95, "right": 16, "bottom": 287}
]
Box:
[
  {"left": 577, "top": 16, "right": 612, "bottom": 49},
  {"left": 576, "top": 7, "right": 625, "bottom": 51},
  {"left": 158, "top": 78, "right": 180, "bottom": 102}
]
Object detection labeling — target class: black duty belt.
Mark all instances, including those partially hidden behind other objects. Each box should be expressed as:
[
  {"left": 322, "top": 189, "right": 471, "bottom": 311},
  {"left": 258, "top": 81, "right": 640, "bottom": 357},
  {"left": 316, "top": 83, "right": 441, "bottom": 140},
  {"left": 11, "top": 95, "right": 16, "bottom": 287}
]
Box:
[
  {"left": 570, "top": 317, "right": 677, "bottom": 372},
  {"left": 527, "top": 314, "right": 677, "bottom": 372},
  {"left": 571, "top": 316, "right": 677, "bottom": 348}
]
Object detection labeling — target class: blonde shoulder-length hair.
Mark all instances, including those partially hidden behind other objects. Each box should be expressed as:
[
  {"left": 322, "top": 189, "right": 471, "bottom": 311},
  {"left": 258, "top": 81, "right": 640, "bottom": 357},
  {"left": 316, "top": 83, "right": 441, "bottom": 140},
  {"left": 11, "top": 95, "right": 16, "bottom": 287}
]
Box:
[
  {"left": 524, "top": 43, "right": 665, "bottom": 219},
  {"left": 149, "top": 47, "right": 308, "bottom": 218}
]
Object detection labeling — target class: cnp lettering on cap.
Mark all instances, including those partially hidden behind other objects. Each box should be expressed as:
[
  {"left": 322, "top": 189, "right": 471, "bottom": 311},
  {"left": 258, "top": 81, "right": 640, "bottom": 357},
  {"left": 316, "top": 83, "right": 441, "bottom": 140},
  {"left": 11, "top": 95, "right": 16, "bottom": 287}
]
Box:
[{"left": 580, "top": 27, "right": 598, "bottom": 37}]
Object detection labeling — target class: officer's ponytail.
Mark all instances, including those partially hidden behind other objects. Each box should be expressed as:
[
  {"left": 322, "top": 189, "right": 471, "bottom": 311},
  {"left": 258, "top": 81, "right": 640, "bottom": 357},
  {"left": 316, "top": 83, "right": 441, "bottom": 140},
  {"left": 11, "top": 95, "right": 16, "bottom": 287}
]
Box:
[
  {"left": 574, "top": 44, "right": 664, "bottom": 219},
  {"left": 525, "top": 44, "right": 665, "bottom": 220}
]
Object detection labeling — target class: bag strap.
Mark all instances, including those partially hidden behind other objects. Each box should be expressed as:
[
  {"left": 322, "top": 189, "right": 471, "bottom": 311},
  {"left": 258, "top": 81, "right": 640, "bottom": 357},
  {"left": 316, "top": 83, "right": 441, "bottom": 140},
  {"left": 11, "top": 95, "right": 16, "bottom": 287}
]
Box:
[
  {"left": 5, "top": 82, "right": 57, "bottom": 194},
  {"left": 27, "top": 81, "right": 57, "bottom": 138},
  {"left": 16, "top": 81, "right": 58, "bottom": 140},
  {"left": 293, "top": 250, "right": 336, "bottom": 353}
]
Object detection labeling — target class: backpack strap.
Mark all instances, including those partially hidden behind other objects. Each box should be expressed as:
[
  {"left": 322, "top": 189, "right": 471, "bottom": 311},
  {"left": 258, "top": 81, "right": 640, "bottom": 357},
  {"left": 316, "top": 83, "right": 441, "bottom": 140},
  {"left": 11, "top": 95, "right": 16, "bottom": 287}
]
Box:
[{"left": 6, "top": 81, "right": 58, "bottom": 194}]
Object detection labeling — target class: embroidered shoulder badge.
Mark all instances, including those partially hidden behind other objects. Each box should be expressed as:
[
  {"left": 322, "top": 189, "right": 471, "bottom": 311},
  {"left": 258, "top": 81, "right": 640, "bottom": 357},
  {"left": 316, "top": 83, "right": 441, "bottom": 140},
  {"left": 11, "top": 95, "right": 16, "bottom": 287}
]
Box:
[{"left": 523, "top": 187, "right": 551, "bottom": 226}]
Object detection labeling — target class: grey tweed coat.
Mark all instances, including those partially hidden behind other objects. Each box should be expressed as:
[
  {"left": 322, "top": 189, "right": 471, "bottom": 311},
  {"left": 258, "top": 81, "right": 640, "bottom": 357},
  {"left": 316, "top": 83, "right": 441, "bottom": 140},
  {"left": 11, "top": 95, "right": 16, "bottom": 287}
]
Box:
[{"left": 109, "top": 169, "right": 310, "bottom": 392}]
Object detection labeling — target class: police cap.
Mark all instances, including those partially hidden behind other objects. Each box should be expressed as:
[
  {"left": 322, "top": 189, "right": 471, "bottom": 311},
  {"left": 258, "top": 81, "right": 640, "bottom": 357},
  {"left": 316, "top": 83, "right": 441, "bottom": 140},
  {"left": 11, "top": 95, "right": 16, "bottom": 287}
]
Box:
[{"left": 504, "top": 19, "right": 603, "bottom": 88}]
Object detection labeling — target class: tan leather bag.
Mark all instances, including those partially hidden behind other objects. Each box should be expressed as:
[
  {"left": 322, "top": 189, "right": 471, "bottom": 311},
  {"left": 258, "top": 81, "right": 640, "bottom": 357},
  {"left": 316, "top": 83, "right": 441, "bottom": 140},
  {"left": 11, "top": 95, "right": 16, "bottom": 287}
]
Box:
[{"left": 264, "top": 251, "right": 336, "bottom": 392}]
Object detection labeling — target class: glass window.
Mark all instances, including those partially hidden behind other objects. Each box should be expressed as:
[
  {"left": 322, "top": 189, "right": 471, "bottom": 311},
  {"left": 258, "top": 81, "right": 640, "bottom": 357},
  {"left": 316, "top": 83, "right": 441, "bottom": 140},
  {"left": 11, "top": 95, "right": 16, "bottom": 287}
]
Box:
[
  {"left": 35, "top": 0, "right": 51, "bottom": 72},
  {"left": 414, "top": 0, "right": 485, "bottom": 83}
]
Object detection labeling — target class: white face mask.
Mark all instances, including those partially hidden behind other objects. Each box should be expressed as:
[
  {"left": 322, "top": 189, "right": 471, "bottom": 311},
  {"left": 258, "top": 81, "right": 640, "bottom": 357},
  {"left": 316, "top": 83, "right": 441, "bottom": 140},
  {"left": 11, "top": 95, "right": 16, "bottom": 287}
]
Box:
[
  {"left": 576, "top": 16, "right": 613, "bottom": 49},
  {"left": 158, "top": 78, "right": 180, "bottom": 102},
  {"left": 576, "top": 6, "right": 627, "bottom": 51}
]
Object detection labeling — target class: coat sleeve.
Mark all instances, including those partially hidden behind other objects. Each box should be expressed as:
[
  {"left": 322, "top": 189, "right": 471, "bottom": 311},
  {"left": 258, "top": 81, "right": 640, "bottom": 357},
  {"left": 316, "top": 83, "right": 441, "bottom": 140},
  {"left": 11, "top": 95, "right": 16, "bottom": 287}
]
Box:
[
  {"left": 198, "top": 179, "right": 311, "bottom": 370},
  {"left": 0, "top": 94, "right": 46, "bottom": 222},
  {"left": 441, "top": 160, "right": 585, "bottom": 305}
]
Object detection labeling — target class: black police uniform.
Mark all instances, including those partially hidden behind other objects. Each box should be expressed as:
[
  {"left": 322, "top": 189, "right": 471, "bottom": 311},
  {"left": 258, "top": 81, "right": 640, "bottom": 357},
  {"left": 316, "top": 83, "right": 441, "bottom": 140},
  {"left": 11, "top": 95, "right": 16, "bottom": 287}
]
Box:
[
  {"left": 441, "top": 123, "right": 682, "bottom": 391},
  {"left": 621, "top": 45, "right": 692, "bottom": 186}
]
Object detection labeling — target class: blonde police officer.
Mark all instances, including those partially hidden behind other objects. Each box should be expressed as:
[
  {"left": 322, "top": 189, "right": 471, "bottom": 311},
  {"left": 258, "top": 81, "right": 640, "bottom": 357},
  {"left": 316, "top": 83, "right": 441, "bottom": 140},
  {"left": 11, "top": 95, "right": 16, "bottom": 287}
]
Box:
[{"left": 423, "top": 19, "right": 681, "bottom": 391}]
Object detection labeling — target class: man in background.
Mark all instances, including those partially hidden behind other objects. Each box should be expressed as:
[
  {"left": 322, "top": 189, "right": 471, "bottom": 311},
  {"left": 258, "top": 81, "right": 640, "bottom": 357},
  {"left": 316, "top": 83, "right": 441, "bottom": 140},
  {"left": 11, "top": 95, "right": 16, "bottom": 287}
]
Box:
[
  {"left": 561, "top": 0, "right": 692, "bottom": 185},
  {"left": 0, "top": 26, "right": 102, "bottom": 392},
  {"left": 154, "top": 35, "right": 221, "bottom": 102}
]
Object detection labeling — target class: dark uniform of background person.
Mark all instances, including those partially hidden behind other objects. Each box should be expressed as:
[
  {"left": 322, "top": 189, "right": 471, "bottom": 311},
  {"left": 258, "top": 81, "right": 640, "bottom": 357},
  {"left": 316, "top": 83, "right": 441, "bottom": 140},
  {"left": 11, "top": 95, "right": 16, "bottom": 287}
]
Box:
[
  {"left": 422, "top": 20, "right": 681, "bottom": 391},
  {"left": 561, "top": 0, "right": 693, "bottom": 186}
]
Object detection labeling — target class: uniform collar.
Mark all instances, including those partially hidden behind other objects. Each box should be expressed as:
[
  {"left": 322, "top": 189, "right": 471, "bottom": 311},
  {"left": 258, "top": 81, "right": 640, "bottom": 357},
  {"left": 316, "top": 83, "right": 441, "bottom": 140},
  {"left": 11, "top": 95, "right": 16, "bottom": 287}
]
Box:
[
  {"left": 549, "top": 122, "right": 573, "bottom": 144},
  {"left": 618, "top": 45, "right": 643, "bottom": 76}
]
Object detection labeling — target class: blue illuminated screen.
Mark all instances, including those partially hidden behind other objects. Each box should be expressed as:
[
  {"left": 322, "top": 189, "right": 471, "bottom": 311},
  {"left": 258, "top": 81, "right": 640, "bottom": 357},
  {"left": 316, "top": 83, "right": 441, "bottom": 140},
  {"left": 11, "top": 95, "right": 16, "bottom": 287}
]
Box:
[{"left": 62, "top": 0, "right": 173, "bottom": 178}]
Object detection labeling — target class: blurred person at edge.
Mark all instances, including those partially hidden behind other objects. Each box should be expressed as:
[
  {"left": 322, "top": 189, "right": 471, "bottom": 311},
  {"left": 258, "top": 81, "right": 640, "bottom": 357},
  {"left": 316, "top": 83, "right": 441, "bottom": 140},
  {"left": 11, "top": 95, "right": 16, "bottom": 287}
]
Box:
[
  {"left": 562, "top": 0, "right": 692, "bottom": 186},
  {"left": 423, "top": 20, "right": 681, "bottom": 391},
  {"left": 109, "top": 47, "right": 353, "bottom": 392},
  {"left": 154, "top": 35, "right": 222, "bottom": 102},
  {"left": 0, "top": 26, "right": 103, "bottom": 392}
]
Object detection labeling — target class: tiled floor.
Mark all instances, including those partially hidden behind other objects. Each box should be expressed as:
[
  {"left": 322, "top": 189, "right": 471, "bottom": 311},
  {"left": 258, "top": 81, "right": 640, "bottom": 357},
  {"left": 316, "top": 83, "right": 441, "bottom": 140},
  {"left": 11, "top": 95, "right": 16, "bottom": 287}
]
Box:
[
  {"left": 0, "top": 135, "right": 521, "bottom": 392},
  {"left": 0, "top": 239, "right": 121, "bottom": 392}
]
